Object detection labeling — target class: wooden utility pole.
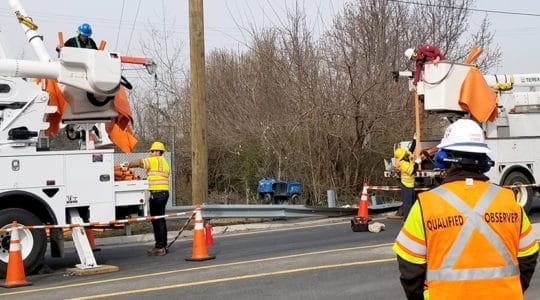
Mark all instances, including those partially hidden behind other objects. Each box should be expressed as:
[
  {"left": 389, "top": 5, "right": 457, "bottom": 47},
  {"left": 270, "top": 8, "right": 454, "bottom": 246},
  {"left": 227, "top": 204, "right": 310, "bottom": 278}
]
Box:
[
  {"left": 413, "top": 91, "right": 421, "bottom": 169},
  {"left": 189, "top": 0, "right": 207, "bottom": 205}
]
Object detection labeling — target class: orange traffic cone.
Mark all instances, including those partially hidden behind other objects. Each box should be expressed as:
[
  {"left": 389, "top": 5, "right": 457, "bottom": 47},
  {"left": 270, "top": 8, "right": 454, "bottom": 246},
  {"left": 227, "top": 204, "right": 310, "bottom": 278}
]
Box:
[
  {"left": 1, "top": 221, "right": 32, "bottom": 288},
  {"left": 84, "top": 228, "right": 101, "bottom": 252},
  {"left": 204, "top": 222, "right": 214, "bottom": 248},
  {"left": 351, "top": 183, "right": 371, "bottom": 232},
  {"left": 185, "top": 205, "right": 216, "bottom": 261}
]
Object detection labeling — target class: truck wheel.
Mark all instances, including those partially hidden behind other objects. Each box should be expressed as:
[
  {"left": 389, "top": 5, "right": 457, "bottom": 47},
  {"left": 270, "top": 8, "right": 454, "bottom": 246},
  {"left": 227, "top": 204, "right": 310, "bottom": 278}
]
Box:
[
  {"left": 260, "top": 193, "right": 272, "bottom": 204},
  {"left": 290, "top": 194, "right": 301, "bottom": 205},
  {"left": 0, "top": 208, "right": 47, "bottom": 277},
  {"left": 503, "top": 172, "right": 533, "bottom": 213}
]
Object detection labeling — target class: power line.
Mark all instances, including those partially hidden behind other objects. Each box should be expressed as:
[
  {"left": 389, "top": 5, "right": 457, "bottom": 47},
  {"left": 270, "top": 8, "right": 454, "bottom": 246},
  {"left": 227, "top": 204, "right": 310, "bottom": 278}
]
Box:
[
  {"left": 114, "top": 0, "right": 126, "bottom": 51},
  {"left": 125, "top": 0, "right": 142, "bottom": 54},
  {"left": 388, "top": 0, "right": 540, "bottom": 17}
]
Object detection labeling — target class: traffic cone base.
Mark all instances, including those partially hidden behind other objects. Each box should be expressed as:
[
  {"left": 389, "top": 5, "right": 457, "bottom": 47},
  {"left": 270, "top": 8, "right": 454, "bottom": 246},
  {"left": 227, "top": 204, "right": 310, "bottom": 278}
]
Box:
[
  {"left": 186, "top": 206, "right": 216, "bottom": 261},
  {"left": 351, "top": 183, "right": 371, "bottom": 232},
  {"left": 1, "top": 221, "right": 32, "bottom": 288},
  {"left": 351, "top": 217, "right": 370, "bottom": 232}
]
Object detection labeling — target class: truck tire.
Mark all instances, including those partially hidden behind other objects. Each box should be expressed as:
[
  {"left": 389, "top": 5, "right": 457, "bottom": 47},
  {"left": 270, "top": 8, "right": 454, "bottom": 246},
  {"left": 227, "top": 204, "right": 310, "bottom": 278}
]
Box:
[
  {"left": 503, "top": 172, "right": 533, "bottom": 213},
  {"left": 0, "top": 208, "right": 47, "bottom": 277},
  {"left": 290, "top": 194, "right": 301, "bottom": 205},
  {"left": 261, "top": 193, "right": 272, "bottom": 204}
]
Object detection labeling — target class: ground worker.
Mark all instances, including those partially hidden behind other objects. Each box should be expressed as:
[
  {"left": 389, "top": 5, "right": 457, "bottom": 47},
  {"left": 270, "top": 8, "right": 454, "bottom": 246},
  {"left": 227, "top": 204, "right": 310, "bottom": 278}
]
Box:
[
  {"left": 123, "top": 141, "right": 170, "bottom": 256},
  {"left": 404, "top": 44, "right": 445, "bottom": 86},
  {"left": 63, "top": 23, "right": 98, "bottom": 50},
  {"left": 392, "top": 134, "right": 424, "bottom": 220},
  {"left": 393, "top": 119, "right": 539, "bottom": 300}
]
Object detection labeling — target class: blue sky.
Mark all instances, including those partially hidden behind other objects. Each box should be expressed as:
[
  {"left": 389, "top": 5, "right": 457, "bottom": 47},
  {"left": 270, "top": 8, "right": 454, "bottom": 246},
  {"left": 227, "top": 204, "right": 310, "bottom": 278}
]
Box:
[{"left": 0, "top": 0, "right": 539, "bottom": 74}]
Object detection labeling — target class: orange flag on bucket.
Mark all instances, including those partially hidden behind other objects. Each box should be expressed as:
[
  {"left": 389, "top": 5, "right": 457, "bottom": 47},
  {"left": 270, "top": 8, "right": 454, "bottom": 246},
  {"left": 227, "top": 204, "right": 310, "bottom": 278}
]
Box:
[
  {"left": 459, "top": 67, "right": 498, "bottom": 122},
  {"left": 105, "top": 86, "right": 138, "bottom": 152},
  {"left": 35, "top": 79, "right": 67, "bottom": 136}
]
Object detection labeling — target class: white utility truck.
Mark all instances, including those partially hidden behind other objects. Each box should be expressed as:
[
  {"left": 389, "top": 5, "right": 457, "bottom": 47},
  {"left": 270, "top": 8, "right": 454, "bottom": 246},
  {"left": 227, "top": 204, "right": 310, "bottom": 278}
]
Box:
[
  {"left": 386, "top": 61, "right": 540, "bottom": 213},
  {"left": 0, "top": 0, "right": 151, "bottom": 275}
]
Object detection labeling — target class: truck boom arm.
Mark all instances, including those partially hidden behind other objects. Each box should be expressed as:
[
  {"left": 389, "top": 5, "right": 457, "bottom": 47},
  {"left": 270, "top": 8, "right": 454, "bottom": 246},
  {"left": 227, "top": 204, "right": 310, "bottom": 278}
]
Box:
[{"left": 0, "top": 47, "right": 121, "bottom": 97}]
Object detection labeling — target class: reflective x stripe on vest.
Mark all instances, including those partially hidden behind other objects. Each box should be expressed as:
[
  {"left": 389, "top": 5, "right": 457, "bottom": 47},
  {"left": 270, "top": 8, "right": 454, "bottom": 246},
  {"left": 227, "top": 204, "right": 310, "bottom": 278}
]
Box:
[
  {"left": 144, "top": 156, "right": 169, "bottom": 191},
  {"left": 75, "top": 36, "right": 94, "bottom": 49},
  {"left": 426, "top": 185, "right": 519, "bottom": 281},
  {"left": 399, "top": 160, "right": 415, "bottom": 188}
]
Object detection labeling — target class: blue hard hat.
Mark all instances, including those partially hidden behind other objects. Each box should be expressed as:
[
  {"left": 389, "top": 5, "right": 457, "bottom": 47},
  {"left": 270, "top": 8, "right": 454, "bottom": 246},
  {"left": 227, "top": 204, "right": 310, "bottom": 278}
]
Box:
[
  {"left": 77, "top": 23, "right": 92, "bottom": 37},
  {"left": 433, "top": 149, "right": 448, "bottom": 169}
]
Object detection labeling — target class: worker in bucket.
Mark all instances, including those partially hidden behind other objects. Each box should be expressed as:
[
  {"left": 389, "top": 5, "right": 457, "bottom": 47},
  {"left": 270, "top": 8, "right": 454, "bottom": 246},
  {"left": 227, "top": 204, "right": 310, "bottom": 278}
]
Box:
[
  {"left": 391, "top": 133, "right": 424, "bottom": 220},
  {"left": 123, "top": 141, "right": 170, "bottom": 256},
  {"left": 393, "top": 119, "right": 538, "bottom": 300},
  {"left": 405, "top": 44, "right": 445, "bottom": 86},
  {"left": 64, "top": 23, "right": 98, "bottom": 50}
]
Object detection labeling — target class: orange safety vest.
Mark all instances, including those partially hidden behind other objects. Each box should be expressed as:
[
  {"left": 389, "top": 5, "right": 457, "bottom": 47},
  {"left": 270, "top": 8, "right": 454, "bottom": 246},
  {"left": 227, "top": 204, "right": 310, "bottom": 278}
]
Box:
[
  {"left": 420, "top": 182, "right": 523, "bottom": 299},
  {"left": 142, "top": 156, "right": 170, "bottom": 191}
]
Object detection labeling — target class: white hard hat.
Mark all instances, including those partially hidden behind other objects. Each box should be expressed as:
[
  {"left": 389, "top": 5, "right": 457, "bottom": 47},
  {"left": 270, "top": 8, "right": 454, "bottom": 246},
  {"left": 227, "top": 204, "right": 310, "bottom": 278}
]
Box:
[
  {"left": 404, "top": 48, "right": 415, "bottom": 60},
  {"left": 437, "top": 119, "right": 491, "bottom": 153}
]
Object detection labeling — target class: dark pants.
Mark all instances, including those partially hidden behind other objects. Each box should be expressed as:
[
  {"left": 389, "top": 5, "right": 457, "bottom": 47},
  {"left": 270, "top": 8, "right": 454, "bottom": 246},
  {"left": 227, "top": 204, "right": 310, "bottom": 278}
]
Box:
[
  {"left": 400, "top": 183, "right": 415, "bottom": 221},
  {"left": 149, "top": 191, "right": 169, "bottom": 248}
]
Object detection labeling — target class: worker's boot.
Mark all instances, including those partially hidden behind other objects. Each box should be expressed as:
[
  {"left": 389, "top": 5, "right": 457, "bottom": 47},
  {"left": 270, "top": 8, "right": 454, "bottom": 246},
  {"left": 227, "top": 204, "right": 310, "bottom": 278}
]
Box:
[{"left": 147, "top": 247, "right": 167, "bottom": 256}]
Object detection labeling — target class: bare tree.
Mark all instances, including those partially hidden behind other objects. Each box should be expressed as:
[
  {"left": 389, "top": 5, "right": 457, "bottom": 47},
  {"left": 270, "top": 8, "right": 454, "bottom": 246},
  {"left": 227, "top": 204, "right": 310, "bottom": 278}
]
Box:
[{"left": 129, "top": 0, "right": 500, "bottom": 205}]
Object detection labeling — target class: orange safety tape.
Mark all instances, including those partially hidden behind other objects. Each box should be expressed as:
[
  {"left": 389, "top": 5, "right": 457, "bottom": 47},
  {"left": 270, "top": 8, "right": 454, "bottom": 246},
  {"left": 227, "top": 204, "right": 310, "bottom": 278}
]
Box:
[
  {"left": 504, "top": 183, "right": 540, "bottom": 188},
  {"left": 0, "top": 210, "right": 193, "bottom": 233}
]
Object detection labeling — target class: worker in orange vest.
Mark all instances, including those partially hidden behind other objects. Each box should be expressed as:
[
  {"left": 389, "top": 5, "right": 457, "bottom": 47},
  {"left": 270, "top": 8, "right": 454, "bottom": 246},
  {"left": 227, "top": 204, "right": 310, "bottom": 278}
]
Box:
[{"left": 393, "top": 119, "right": 538, "bottom": 300}]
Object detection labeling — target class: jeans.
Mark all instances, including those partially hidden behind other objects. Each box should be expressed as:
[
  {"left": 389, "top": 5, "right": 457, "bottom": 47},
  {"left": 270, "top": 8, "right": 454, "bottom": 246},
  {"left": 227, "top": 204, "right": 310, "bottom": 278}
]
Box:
[
  {"left": 149, "top": 191, "right": 169, "bottom": 248},
  {"left": 400, "top": 183, "right": 415, "bottom": 221}
]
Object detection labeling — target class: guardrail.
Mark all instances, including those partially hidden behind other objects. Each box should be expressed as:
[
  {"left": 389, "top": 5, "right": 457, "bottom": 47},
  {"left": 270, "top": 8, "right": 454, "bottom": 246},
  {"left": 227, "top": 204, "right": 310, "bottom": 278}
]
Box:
[{"left": 169, "top": 204, "right": 359, "bottom": 219}]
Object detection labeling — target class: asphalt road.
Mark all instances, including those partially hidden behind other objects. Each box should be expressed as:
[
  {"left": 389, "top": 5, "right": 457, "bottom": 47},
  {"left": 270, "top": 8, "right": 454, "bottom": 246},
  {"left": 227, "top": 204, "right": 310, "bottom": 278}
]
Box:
[{"left": 1, "top": 208, "right": 540, "bottom": 299}]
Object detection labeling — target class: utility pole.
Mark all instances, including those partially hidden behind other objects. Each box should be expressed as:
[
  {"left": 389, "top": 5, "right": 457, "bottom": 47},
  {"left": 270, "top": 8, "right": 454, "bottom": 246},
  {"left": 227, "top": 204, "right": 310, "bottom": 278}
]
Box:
[{"left": 189, "top": 0, "right": 207, "bottom": 205}]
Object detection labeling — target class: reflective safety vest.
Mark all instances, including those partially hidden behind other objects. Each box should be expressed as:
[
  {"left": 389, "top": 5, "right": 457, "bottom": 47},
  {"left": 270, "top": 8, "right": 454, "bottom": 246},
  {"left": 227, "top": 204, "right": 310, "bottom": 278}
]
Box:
[
  {"left": 393, "top": 180, "right": 539, "bottom": 300},
  {"left": 142, "top": 156, "right": 170, "bottom": 191},
  {"left": 75, "top": 36, "right": 95, "bottom": 49},
  {"left": 396, "top": 159, "right": 415, "bottom": 188}
]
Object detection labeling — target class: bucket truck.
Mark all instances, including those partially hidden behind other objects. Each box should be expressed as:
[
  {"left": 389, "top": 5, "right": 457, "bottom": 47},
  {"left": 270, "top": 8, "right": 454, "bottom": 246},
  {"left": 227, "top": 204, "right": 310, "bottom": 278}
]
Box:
[
  {"left": 385, "top": 61, "right": 540, "bottom": 213},
  {"left": 0, "top": 0, "right": 155, "bottom": 275}
]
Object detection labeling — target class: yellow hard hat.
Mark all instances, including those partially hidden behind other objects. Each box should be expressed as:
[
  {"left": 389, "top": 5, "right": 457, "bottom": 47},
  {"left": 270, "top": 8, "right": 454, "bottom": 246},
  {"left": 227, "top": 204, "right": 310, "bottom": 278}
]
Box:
[
  {"left": 394, "top": 148, "right": 408, "bottom": 161},
  {"left": 150, "top": 141, "right": 165, "bottom": 152}
]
